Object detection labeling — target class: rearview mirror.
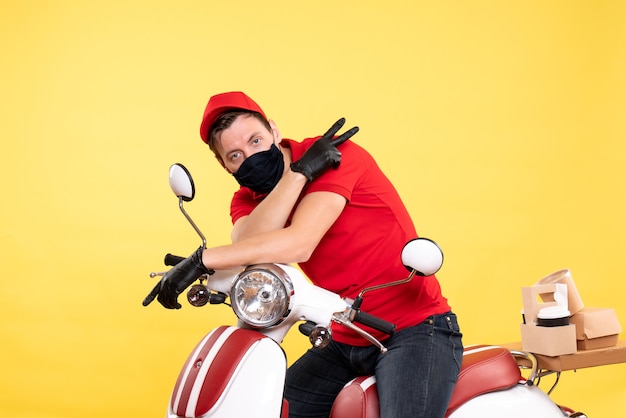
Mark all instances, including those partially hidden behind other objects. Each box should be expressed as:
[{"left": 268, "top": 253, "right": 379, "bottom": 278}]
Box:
[
  {"left": 168, "top": 163, "right": 205, "bottom": 248},
  {"left": 401, "top": 238, "right": 443, "bottom": 276},
  {"left": 169, "top": 163, "right": 195, "bottom": 202}
]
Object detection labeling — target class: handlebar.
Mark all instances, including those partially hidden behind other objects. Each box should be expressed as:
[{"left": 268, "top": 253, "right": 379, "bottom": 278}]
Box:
[
  {"left": 164, "top": 253, "right": 185, "bottom": 266},
  {"left": 352, "top": 311, "right": 396, "bottom": 336},
  {"left": 162, "top": 253, "right": 395, "bottom": 350}
]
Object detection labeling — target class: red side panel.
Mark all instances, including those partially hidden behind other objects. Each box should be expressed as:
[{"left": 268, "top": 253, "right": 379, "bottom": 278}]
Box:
[{"left": 282, "top": 399, "right": 289, "bottom": 418}]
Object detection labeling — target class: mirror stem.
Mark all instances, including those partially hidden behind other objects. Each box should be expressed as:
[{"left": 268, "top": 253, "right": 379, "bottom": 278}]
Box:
[
  {"left": 179, "top": 197, "right": 207, "bottom": 249},
  {"left": 356, "top": 270, "right": 417, "bottom": 300}
]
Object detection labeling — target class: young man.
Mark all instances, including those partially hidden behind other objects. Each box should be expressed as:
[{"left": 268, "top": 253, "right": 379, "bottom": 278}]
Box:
[{"left": 144, "top": 91, "right": 462, "bottom": 418}]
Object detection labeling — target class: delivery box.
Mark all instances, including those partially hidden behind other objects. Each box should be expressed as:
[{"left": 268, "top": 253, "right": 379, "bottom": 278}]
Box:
[
  {"left": 520, "top": 283, "right": 577, "bottom": 356},
  {"left": 570, "top": 307, "right": 622, "bottom": 350}
]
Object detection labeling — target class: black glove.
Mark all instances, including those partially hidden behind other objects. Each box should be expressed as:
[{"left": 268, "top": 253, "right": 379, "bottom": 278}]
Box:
[
  {"left": 290, "top": 118, "right": 359, "bottom": 181},
  {"left": 142, "top": 246, "right": 214, "bottom": 309}
]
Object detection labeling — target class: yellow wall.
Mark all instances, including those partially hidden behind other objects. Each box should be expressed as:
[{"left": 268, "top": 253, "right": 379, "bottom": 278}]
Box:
[{"left": 2, "top": 1, "right": 624, "bottom": 416}]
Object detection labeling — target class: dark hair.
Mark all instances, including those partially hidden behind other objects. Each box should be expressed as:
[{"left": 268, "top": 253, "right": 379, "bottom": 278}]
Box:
[{"left": 208, "top": 110, "right": 271, "bottom": 162}]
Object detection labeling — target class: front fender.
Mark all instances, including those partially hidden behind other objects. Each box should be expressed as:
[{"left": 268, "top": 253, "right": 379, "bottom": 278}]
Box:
[{"left": 168, "top": 326, "right": 286, "bottom": 417}]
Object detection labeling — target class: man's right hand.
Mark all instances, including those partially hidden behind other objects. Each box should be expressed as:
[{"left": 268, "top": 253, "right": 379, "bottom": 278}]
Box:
[
  {"left": 290, "top": 118, "right": 359, "bottom": 181},
  {"left": 142, "top": 246, "right": 214, "bottom": 309}
]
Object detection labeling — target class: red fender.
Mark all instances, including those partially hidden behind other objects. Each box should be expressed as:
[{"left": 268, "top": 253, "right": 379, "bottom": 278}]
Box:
[{"left": 170, "top": 326, "right": 286, "bottom": 417}]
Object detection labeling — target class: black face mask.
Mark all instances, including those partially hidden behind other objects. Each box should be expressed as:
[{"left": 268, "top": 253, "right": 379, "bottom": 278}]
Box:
[{"left": 232, "top": 144, "right": 284, "bottom": 194}]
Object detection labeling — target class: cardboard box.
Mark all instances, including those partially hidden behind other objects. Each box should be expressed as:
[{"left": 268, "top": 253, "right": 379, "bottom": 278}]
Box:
[
  {"left": 520, "top": 323, "right": 577, "bottom": 356},
  {"left": 520, "top": 284, "right": 577, "bottom": 356},
  {"left": 570, "top": 307, "right": 622, "bottom": 350}
]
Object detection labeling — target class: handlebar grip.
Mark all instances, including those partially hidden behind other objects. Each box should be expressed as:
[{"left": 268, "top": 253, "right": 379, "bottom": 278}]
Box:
[
  {"left": 164, "top": 253, "right": 185, "bottom": 266},
  {"left": 298, "top": 321, "right": 317, "bottom": 337},
  {"left": 353, "top": 311, "right": 396, "bottom": 336}
]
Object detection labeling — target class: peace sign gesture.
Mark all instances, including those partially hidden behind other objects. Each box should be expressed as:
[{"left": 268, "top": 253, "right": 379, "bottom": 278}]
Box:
[{"left": 290, "top": 118, "right": 359, "bottom": 181}]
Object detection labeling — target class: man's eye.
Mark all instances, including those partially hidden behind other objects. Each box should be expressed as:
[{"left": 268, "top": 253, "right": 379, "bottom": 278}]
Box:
[
  {"left": 252, "top": 137, "right": 262, "bottom": 145},
  {"left": 230, "top": 152, "right": 241, "bottom": 161}
]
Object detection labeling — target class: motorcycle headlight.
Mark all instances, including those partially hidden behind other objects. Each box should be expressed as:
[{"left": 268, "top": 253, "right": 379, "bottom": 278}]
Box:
[{"left": 231, "top": 264, "right": 294, "bottom": 328}]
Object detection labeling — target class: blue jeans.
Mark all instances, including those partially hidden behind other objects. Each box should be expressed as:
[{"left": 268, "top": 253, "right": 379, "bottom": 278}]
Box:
[{"left": 284, "top": 312, "right": 463, "bottom": 418}]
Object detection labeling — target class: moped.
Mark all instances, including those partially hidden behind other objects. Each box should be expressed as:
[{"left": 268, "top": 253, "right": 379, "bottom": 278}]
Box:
[{"left": 145, "top": 163, "right": 587, "bottom": 418}]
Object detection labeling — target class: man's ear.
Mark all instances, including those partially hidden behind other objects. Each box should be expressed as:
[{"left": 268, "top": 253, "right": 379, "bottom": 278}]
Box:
[{"left": 269, "top": 119, "right": 282, "bottom": 143}]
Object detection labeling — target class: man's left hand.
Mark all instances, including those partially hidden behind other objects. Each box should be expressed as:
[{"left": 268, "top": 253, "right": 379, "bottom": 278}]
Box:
[{"left": 290, "top": 117, "right": 359, "bottom": 181}]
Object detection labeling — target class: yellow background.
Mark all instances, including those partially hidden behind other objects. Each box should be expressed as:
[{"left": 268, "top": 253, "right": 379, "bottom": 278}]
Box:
[{"left": 2, "top": 1, "right": 625, "bottom": 416}]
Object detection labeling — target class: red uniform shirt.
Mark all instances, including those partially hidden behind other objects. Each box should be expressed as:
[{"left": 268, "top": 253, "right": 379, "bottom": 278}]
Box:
[{"left": 230, "top": 137, "right": 451, "bottom": 345}]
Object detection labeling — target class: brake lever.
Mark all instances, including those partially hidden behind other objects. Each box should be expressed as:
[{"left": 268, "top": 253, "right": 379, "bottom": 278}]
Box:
[{"left": 332, "top": 314, "right": 388, "bottom": 353}]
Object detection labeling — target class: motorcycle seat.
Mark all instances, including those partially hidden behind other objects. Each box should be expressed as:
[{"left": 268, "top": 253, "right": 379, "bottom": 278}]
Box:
[
  {"left": 330, "top": 344, "right": 522, "bottom": 418},
  {"left": 446, "top": 345, "right": 522, "bottom": 415}
]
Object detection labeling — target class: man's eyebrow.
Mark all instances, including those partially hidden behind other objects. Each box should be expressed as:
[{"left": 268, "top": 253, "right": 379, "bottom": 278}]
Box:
[
  {"left": 222, "top": 132, "right": 262, "bottom": 157},
  {"left": 247, "top": 130, "right": 264, "bottom": 141}
]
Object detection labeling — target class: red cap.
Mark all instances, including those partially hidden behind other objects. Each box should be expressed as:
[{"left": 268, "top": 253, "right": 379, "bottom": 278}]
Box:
[{"left": 199, "top": 91, "right": 266, "bottom": 144}]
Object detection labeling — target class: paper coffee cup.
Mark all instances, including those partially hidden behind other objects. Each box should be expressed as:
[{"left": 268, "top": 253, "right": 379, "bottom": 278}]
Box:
[{"left": 535, "top": 269, "right": 584, "bottom": 315}]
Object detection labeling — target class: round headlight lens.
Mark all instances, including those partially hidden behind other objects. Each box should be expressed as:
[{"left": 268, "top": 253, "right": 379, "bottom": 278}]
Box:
[{"left": 231, "top": 264, "right": 293, "bottom": 328}]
